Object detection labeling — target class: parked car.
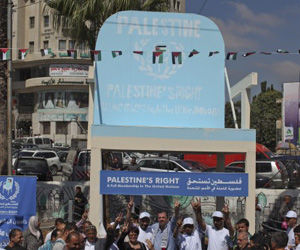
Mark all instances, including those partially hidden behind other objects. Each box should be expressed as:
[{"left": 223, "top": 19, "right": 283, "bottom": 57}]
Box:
[
  {"left": 15, "top": 150, "right": 62, "bottom": 175},
  {"left": 137, "top": 157, "right": 201, "bottom": 172},
  {"left": 23, "top": 136, "right": 53, "bottom": 149},
  {"left": 224, "top": 160, "right": 288, "bottom": 188},
  {"left": 53, "top": 143, "right": 70, "bottom": 151},
  {"left": 13, "top": 157, "right": 53, "bottom": 181}
]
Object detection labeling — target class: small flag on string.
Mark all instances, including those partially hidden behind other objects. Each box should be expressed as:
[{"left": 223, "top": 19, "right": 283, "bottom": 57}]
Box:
[
  {"left": 67, "top": 49, "right": 77, "bottom": 59},
  {"left": 40, "top": 48, "right": 53, "bottom": 56},
  {"left": 226, "top": 52, "right": 237, "bottom": 60},
  {"left": 188, "top": 49, "right": 199, "bottom": 57},
  {"left": 276, "top": 49, "right": 289, "bottom": 54},
  {"left": 260, "top": 52, "right": 272, "bottom": 55},
  {"left": 172, "top": 52, "right": 182, "bottom": 64},
  {"left": 133, "top": 51, "right": 143, "bottom": 55},
  {"left": 18, "top": 49, "right": 28, "bottom": 60},
  {"left": 155, "top": 45, "right": 167, "bottom": 52},
  {"left": 0, "top": 48, "right": 11, "bottom": 60},
  {"left": 90, "top": 50, "right": 101, "bottom": 61},
  {"left": 112, "top": 51, "right": 122, "bottom": 58},
  {"left": 152, "top": 51, "right": 163, "bottom": 64},
  {"left": 243, "top": 51, "right": 256, "bottom": 57},
  {"left": 209, "top": 51, "right": 219, "bottom": 57}
]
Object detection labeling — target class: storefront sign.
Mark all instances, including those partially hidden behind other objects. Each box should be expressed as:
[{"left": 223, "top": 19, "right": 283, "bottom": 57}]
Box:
[
  {"left": 0, "top": 176, "right": 36, "bottom": 247},
  {"left": 100, "top": 170, "right": 248, "bottom": 197},
  {"left": 50, "top": 64, "right": 89, "bottom": 77}
]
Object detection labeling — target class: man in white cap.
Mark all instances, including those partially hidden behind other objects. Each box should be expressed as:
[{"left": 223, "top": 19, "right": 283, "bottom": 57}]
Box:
[
  {"left": 195, "top": 198, "right": 234, "bottom": 250},
  {"left": 173, "top": 217, "right": 202, "bottom": 250},
  {"left": 173, "top": 198, "right": 204, "bottom": 250},
  {"left": 286, "top": 210, "right": 298, "bottom": 249},
  {"left": 138, "top": 212, "right": 153, "bottom": 249}
]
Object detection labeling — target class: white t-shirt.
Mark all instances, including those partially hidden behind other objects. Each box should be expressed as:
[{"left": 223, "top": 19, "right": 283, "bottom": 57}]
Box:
[
  {"left": 296, "top": 244, "right": 300, "bottom": 250},
  {"left": 176, "top": 228, "right": 202, "bottom": 250},
  {"left": 288, "top": 228, "right": 295, "bottom": 247},
  {"left": 206, "top": 225, "right": 229, "bottom": 250},
  {"left": 138, "top": 225, "right": 153, "bottom": 249},
  {"left": 84, "top": 240, "right": 96, "bottom": 250}
]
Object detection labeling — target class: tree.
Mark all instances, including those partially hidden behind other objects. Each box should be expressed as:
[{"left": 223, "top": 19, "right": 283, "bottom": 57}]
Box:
[
  {"left": 225, "top": 100, "right": 241, "bottom": 128},
  {"left": 45, "top": 0, "right": 170, "bottom": 50},
  {"left": 250, "top": 83, "right": 282, "bottom": 151},
  {"left": 0, "top": 0, "right": 8, "bottom": 174}
]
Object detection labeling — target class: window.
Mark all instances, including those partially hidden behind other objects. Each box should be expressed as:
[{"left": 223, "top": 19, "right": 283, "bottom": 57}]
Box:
[
  {"left": 43, "top": 41, "right": 49, "bottom": 49},
  {"left": 29, "top": 41, "right": 34, "bottom": 53},
  {"left": 27, "top": 138, "right": 33, "bottom": 144},
  {"left": 58, "top": 40, "right": 66, "bottom": 50},
  {"left": 56, "top": 121, "right": 68, "bottom": 134},
  {"left": 69, "top": 40, "right": 75, "bottom": 49},
  {"left": 42, "top": 122, "right": 50, "bottom": 134},
  {"left": 256, "top": 163, "right": 272, "bottom": 173},
  {"left": 79, "top": 122, "right": 88, "bottom": 134},
  {"left": 35, "top": 138, "right": 43, "bottom": 145},
  {"left": 29, "top": 16, "right": 35, "bottom": 28},
  {"left": 177, "top": 1, "right": 180, "bottom": 11},
  {"left": 44, "top": 15, "right": 49, "bottom": 28}
]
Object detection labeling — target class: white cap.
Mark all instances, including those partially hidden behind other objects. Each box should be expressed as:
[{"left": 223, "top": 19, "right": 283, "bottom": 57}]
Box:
[
  {"left": 110, "top": 222, "right": 120, "bottom": 229},
  {"left": 286, "top": 210, "right": 297, "bottom": 218},
  {"left": 183, "top": 217, "right": 194, "bottom": 226},
  {"left": 212, "top": 211, "right": 224, "bottom": 218},
  {"left": 139, "top": 212, "right": 150, "bottom": 219}
]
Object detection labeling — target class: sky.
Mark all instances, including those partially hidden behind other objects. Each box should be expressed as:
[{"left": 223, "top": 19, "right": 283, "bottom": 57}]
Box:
[{"left": 186, "top": 0, "right": 300, "bottom": 98}]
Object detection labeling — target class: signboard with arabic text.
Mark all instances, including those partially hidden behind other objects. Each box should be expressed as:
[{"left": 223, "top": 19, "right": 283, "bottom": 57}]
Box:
[
  {"left": 100, "top": 170, "right": 248, "bottom": 197},
  {"left": 0, "top": 176, "right": 36, "bottom": 247}
]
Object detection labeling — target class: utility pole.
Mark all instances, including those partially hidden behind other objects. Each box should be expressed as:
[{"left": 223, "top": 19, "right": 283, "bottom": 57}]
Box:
[{"left": 7, "top": 0, "right": 13, "bottom": 175}]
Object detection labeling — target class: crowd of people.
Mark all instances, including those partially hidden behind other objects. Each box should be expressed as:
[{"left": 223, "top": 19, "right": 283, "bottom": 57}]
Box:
[{"left": 3, "top": 196, "right": 300, "bottom": 250}]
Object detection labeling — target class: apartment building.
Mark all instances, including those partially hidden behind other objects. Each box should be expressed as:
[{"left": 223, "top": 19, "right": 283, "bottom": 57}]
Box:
[{"left": 11, "top": 0, "right": 185, "bottom": 147}]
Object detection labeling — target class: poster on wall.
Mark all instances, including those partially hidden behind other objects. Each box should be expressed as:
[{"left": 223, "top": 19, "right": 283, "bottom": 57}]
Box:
[
  {"left": 0, "top": 176, "right": 36, "bottom": 247},
  {"left": 38, "top": 91, "right": 89, "bottom": 110},
  {"left": 283, "top": 83, "right": 300, "bottom": 144}
]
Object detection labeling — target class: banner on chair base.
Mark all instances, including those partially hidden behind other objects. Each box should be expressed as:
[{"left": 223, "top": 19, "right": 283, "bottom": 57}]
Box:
[{"left": 100, "top": 170, "right": 248, "bottom": 197}]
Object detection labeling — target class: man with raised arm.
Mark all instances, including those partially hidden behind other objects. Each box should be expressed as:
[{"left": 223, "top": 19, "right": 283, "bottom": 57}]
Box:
[
  {"left": 173, "top": 198, "right": 203, "bottom": 250},
  {"left": 197, "top": 198, "right": 234, "bottom": 250},
  {"left": 151, "top": 200, "right": 180, "bottom": 250}
]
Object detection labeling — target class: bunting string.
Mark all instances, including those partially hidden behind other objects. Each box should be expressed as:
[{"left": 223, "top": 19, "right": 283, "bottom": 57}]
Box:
[{"left": 0, "top": 47, "right": 300, "bottom": 64}]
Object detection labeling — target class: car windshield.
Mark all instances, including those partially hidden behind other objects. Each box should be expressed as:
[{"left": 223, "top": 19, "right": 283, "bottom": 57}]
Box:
[
  {"left": 174, "top": 160, "right": 193, "bottom": 171},
  {"left": 19, "top": 151, "right": 34, "bottom": 157}
]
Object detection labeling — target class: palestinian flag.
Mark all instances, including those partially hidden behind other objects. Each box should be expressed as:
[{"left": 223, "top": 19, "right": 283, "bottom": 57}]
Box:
[
  {"left": 0, "top": 48, "right": 11, "bottom": 60},
  {"left": 155, "top": 45, "right": 167, "bottom": 52},
  {"left": 172, "top": 52, "right": 182, "bottom": 64},
  {"left": 260, "top": 52, "right": 272, "bottom": 55},
  {"left": 40, "top": 48, "right": 53, "bottom": 56},
  {"left": 152, "top": 51, "right": 163, "bottom": 64},
  {"left": 209, "top": 51, "right": 219, "bottom": 57},
  {"left": 112, "top": 51, "right": 122, "bottom": 58},
  {"left": 188, "top": 49, "right": 199, "bottom": 57},
  {"left": 18, "top": 49, "right": 28, "bottom": 60},
  {"left": 276, "top": 49, "right": 289, "bottom": 54},
  {"left": 226, "top": 52, "right": 237, "bottom": 60},
  {"left": 67, "top": 49, "right": 77, "bottom": 59},
  {"left": 90, "top": 50, "right": 101, "bottom": 61},
  {"left": 133, "top": 51, "right": 143, "bottom": 55},
  {"left": 242, "top": 51, "right": 256, "bottom": 57}
]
